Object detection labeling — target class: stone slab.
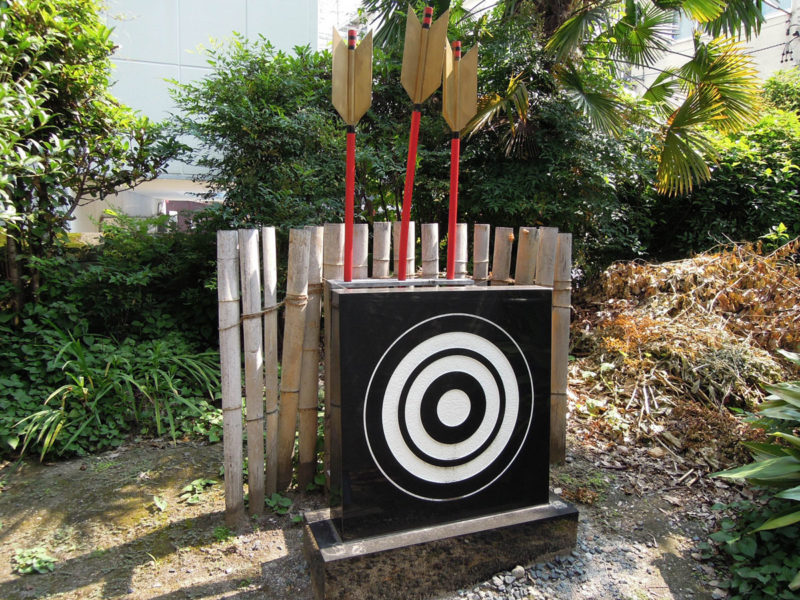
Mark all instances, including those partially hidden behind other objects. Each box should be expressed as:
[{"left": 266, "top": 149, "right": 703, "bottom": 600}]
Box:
[{"left": 303, "top": 497, "right": 578, "bottom": 600}]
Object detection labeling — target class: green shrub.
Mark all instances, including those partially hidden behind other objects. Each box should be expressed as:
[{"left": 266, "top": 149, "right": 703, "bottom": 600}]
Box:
[
  {"left": 764, "top": 68, "right": 800, "bottom": 114},
  {"left": 701, "top": 499, "right": 800, "bottom": 600},
  {"left": 0, "top": 215, "right": 221, "bottom": 459},
  {"left": 711, "top": 349, "right": 800, "bottom": 595},
  {"left": 649, "top": 109, "right": 800, "bottom": 259}
]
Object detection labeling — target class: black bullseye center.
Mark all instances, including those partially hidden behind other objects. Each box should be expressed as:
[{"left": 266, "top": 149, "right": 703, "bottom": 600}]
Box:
[{"left": 420, "top": 372, "right": 485, "bottom": 444}]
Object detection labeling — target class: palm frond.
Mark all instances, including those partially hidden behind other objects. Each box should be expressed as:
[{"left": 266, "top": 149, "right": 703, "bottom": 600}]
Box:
[
  {"left": 610, "top": 1, "right": 674, "bottom": 67},
  {"left": 679, "top": 36, "right": 761, "bottom": 132},
  {"left": 642, "top": 68, "right": 680, "bottom": 118},
  {"left": 702, "top": 0, "right": 764, "bottom": 40},
  {"left": 546, "top": 1, "right": 615, "bottom": 62},
  {"left": 556, "top": 63, "right": 626, "bottom": 134},
  {"left": 680, "top": 0, "right": 727, "bottom": 23},
  {"left": 656, "top": 85, "right": 722, "bottom": 195}
]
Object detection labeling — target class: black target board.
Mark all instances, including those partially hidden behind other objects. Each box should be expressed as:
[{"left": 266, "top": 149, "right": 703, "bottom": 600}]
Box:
[{"left": 328, "top": 285, "right": 552, "bottom": 540}]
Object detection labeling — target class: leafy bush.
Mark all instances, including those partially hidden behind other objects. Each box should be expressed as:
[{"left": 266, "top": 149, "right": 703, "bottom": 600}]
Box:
[
  {"left": 649, "top": 109, "right": 800, "bottom": 259},
  {"left": 710, "top": 349, "right": 800, "bottom": 595},
  {"left": 0, "top": 215, "right": 221, "bottom": 459},
  {"left": 701, "top": 499, "right": 800, "bottom": 600},
  {"left": 764, "top": 68, "right": 800, "bottom": 114}
]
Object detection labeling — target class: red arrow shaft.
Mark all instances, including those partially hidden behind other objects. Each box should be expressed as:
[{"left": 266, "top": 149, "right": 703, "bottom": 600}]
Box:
[
  {"left": 447, "top": 135, "right": 460, "bottom": 280},
  {"left": 399, "top": 109, "right": 421, "bottom": 281},
  {"left": 344, "top": 129, "right": 356, "bottom": 282}
]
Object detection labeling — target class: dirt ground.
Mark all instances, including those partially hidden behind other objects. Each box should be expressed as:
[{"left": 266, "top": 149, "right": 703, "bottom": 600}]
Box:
[{"left": 0, "top": 430, "right": 736, "bottom": 600}]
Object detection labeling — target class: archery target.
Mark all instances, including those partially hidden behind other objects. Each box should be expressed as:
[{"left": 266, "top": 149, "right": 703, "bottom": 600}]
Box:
[{"left": 364, "top": 313, "right": 534, "bottom": 502}]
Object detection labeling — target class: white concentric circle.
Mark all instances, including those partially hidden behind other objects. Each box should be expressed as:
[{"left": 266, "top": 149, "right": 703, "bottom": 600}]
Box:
[
  {"left": 363, "top": 313, "right": 534, "bottom": 502},
  {"left": 436, "top": 389, "right": 471, "bottom": 427},
  {"left": 396, "top": 350, "right": 515, "bottom": 470}
]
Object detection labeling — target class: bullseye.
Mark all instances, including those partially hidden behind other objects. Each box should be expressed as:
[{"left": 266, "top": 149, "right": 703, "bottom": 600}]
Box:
[
  {"left": 437, "top": 390, "right": 470, "bottom": 427},
  {"left": 363, "top": 313, "right": 534, "bottom": 501}
]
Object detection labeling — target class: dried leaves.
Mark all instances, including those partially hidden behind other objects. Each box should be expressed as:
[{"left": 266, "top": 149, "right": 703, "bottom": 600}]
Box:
[{"left": 570, "top": 240, "right": 799, "bottom": 475}]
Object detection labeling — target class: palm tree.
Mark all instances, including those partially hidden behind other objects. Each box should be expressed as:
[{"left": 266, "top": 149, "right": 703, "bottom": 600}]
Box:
[
  {"left": 545, "top": 0, "right": 763, "bottom": 195},
  {"left": 360, "top": 0, "right": 763, "bottom": 196}
]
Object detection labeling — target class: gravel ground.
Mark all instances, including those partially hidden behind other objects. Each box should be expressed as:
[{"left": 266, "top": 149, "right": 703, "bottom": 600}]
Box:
[{"left": 0, "top": 436, "right": 731, "bottom": 600}]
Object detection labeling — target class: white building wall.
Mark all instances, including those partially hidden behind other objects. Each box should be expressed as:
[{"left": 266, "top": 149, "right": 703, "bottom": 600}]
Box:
[{"left": 639, "top": 3, "right": 797, "bottom": 88}]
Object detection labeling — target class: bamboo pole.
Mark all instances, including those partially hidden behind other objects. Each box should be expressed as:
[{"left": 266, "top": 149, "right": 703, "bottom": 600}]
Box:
[
  {"left": 490, "top": 226, "right": 514, "bottom": 285},
  {"left": 277, "top": 228, "right": 311, "bottom": 490},
  {"left": 550, "top": 233, "right": 572, "bottom": 464},
  {"left": 352, "top": 223, "right": 369, "bottom": 279},
  {"left": 421, "top": 223, "right": 439, "bottom": 278},
  {"left": 534, "top": 227, "right": 558, "bottom": 287},
  {"left": 514, "top": 227, "right": 538, "bottom": 285},
  {"left": 322, "top": 223, "right": 344, "bottom": 490},
  {"left": 392, "top": 220, "right": 415, "bottom": 277},
  {"left": 455, "top": 222, "right": 468, "bottom": 279},
  {"left": 298, "top": 226, "right": 323, "bottom": 488},
  {"left": 373, "top": 222, "right": 391, "bottom": 278},
  {"left": 217, "top": 230, "right": 244, "bottom": 526},
  {"left": 262, "top": 226, "right": 279, "bottom": 496},
  {"left": 238, "top": 229, "right": 265, "bottom": 515},
  {"left": 473, "top": 224, "right": 490, "bottom": 285}
]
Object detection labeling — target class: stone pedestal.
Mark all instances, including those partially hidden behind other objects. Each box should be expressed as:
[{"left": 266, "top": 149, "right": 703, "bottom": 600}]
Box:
[{"left": 303, "top": 497, "right": 578, "bottom": 600}]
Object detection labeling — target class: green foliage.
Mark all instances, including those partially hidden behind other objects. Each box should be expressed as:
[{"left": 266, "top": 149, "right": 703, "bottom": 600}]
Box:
[
  {"left": 712, "top": 350, "right": 800, "bottom": 595},
  {"left": 0, "top": 216, "right": 221, "bottom": 459},
  {"left": 265, "top": 492, "right": 293, "bottom": 515},
  {"left": 700, "top": 500, "right": 800, "bottom": 599},
  {"left": 1, "top": 0, "right": 181, "bottom": 316},
  {"left": 764, "top": 68, "right": 800, "bottom": 114},
  {"left": 169, "top": 38, "right": 343, "bottom": 231},
  {"left": 179, "top": 478, "right": 217, "bottom": 505},
  {"left": 152, "top": 495, "right": 168, "bottom": 512},
  {"left": 12, "top": 547, "right": 56, "bottom": 574},
  {"left": 212, "top": 526, "right": 232, "bottom": 542},
  {"left": 648, "top": 109, "right": 800, "bottom": 258}
]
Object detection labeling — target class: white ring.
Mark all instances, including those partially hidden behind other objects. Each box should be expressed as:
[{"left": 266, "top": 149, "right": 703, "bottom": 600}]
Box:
[
  {"left": 382, "top": 331, "right": 519, "bottom": 483},
  {"left": 363, "top": 312, "right": 535, "bottom": 502},
  {"left": 404, "top": 355, "right": 501, "bottom": 461}
]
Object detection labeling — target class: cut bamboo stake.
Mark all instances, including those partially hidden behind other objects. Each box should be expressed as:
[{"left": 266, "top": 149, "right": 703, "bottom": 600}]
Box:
[
  {"left": 455, "top": 222, "right": 468, "bottom": 279},
  {"left": 550, "top": 233, "right": 572, "bottom": 463},
  {"left": 277, "top": 228, "right": 311, "bottom": 490},
  {"left": 421, "top": 223, "right": 439, "bottom": 278},
  {"left": 491, "top": 227, "right": 514, "bottom": 285},
  {"left": 551, "top": 233, "right": 572, "bottom": 464},
  {"left": 353, "top": 224, "right": 369, "bottom": 279},
  {"left": 218, "top": 230, "right": 244, "bottom": 526},
  {"left": 514, "top": 227, "right": 539, "bottom": 285},
  {"left": 298, "top": 226, "right": 323, "bottom": 488},
  {"left": 373, "top": 222, "right": 391, "bottom": 278},
  {"left": 535, "top": 227, "right": 558, "bottom": 287},
  {"left": 262, "top": 226, "right": 279, "bottom": 496},
  {"left": 322, "top": 223, "right": 344, "bottom": 490},
  {"left": 238, "top": 229, "right": 265, "bottom": 515},
  {"left": 473, "top": 224, "right": 490, "bottom": 285},
  {"left": 392, "top": 220, "right": 415, "bottom": 277}
]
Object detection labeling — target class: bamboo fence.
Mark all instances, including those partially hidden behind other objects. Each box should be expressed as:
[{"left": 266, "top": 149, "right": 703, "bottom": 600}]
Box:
[{"left": 217, "top": 222, "right": 572, "bottom": 523}]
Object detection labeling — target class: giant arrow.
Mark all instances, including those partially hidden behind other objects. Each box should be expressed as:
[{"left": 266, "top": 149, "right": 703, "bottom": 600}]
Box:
[
  {"left": 397, "top": 2, "right": 449, "bottom": 280},
  {"left": 332, "top": 28, "right": 373, "bottom": 282},
  {"left": 441, "top": 39, "right": 477, "bottom": 279}
]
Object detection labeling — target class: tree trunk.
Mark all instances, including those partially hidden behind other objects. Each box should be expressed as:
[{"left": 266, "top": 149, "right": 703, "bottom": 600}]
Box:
[{"left": 5, "top": 235, "right": 23, "bottom": 325}]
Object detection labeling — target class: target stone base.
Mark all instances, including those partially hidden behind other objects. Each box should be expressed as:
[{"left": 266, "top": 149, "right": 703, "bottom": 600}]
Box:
[{"left": 303, "top": 497, "right": 578, "bottom": 600}]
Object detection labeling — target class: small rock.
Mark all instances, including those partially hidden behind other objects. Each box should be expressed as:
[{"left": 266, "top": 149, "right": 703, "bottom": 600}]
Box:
[
  {"left": 712, "top": 589, "right": 727, "bottom": 600},
  {"left": 511, "top": 565, "right": 525, "bottom": 580},
  {"left": 504, "top": 575, "right": 515, "bottom": 585},
  {"left": 492, "top": 575, "right": 503, "bottom": 588}
]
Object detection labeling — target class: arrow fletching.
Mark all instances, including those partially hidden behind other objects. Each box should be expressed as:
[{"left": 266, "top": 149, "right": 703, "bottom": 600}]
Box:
[
  {"left": 442, "top": 41, "right": 478, "bottom": 133},
  {"left": 401, "top": 4, "right": 450, "bottom": 105},
  {"left": 332, "top": 29, "right": 373, "bottom": 125}
]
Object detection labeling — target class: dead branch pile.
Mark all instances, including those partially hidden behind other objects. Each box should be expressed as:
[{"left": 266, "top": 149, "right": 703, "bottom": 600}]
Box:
[{"left": 569, "top": 240, "right": 799, "bottom": 472}]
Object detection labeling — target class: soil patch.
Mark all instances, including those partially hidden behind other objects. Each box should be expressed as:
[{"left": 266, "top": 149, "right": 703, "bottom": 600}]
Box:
[{"left": 0, "top": 432, "right": 738, "bottom": 600}]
